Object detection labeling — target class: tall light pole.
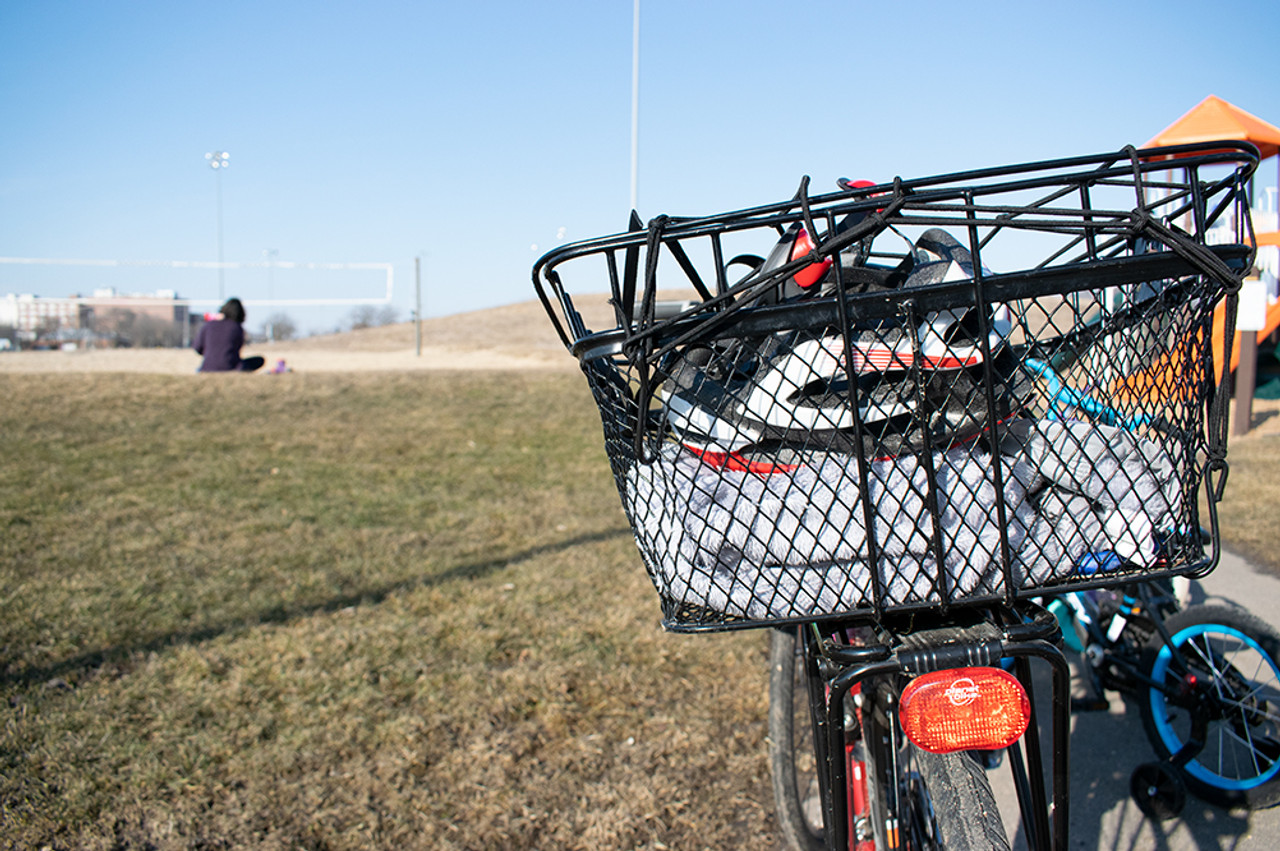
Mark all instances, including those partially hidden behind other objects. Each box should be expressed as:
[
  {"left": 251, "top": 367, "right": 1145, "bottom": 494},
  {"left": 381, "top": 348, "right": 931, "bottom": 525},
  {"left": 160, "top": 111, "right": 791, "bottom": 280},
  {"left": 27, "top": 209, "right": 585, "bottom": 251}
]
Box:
[
  {"left": 205, "top": 151, "right": 230, "bottom": 302},
  {"left": 414, "top": 255, "right": 423, "bottom": 357},
  {"left": 630, "top": 0, "right": 640, "bottom": 214}
]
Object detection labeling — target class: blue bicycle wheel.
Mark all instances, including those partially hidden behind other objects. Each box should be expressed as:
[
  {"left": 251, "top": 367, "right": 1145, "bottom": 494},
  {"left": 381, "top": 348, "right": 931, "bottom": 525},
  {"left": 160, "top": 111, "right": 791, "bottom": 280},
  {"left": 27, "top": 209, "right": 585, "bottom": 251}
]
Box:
[{"left": 1140, "top": 606, "right": 1280, "bottom": 808}]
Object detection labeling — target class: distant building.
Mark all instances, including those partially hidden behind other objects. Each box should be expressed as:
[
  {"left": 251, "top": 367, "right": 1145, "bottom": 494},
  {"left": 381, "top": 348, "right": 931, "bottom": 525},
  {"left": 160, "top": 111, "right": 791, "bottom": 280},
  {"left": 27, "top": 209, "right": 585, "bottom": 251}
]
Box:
[
  {"left": 0, "top": 293, "right": 90, "bottom": 337},
  {"left": 0, "top": 290, "right": 190, "bottom": 346},
  {"left": 89, "top": 288, "right": 190, "bottom": 328}
]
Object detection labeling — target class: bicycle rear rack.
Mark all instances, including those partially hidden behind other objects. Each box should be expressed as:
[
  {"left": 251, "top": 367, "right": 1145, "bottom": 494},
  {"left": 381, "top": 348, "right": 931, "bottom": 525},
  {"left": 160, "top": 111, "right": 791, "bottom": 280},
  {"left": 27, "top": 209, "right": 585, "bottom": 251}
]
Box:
[{"left": 807, "top": 602, "right": 1070, "bottom": 851}]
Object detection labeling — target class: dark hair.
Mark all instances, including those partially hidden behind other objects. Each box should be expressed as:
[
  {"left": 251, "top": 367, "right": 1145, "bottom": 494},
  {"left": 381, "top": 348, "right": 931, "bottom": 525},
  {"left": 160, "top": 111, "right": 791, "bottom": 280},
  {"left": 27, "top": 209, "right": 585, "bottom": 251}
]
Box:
[{"left": 220, "top": 298, "right": 246, "bottom": 324}]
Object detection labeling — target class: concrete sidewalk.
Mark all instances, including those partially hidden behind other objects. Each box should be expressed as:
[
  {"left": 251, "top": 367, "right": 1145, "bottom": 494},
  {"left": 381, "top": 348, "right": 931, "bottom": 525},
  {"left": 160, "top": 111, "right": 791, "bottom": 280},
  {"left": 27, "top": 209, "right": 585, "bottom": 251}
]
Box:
[{"left": 994, "top": 549, "right": 1280, "bottom": 850}]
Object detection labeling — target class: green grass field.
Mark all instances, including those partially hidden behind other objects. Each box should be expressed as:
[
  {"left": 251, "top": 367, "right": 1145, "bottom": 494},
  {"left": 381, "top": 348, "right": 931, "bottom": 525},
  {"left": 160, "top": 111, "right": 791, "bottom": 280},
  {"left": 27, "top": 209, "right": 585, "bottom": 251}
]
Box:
[{"left": 2, "top": 370, "right": 1277, "bottom": 850}]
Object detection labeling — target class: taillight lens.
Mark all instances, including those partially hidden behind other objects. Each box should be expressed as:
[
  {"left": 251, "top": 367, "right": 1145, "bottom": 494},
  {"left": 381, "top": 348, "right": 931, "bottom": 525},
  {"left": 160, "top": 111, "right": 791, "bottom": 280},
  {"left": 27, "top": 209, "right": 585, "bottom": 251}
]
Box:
[{"left": 899, "top": 666, "right": 1030, "bottom": 754}]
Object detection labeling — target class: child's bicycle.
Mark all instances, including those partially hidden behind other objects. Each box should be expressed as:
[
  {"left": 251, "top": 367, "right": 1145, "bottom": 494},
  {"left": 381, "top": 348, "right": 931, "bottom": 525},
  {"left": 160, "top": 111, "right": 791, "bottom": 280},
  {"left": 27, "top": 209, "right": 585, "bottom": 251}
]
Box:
[
  {"left": 1048, "top": 578, "right": 1280, "bottom": 820},
  {"left": 533, "top": 142, "right": 1258, "bottom": 849},
  {"left": 1028, "top": 335, "right": 1280, "bottom": 820}
]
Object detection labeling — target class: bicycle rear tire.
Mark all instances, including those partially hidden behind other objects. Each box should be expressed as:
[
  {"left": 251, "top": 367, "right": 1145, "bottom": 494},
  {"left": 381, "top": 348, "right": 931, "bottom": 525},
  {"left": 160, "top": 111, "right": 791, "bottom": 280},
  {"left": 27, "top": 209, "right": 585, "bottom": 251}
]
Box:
[
  {"left": 768, "top": 627, "right": 826, "bottom": 851},
  {"left": 861, "top": 675, "right": 1010, "bottom": 851},
  {"left": 1139, "top": 605, "right": 1280, "bottom": 809},
  {"left": 909, "top": 746, "right": 1011, "bottom": 850}
]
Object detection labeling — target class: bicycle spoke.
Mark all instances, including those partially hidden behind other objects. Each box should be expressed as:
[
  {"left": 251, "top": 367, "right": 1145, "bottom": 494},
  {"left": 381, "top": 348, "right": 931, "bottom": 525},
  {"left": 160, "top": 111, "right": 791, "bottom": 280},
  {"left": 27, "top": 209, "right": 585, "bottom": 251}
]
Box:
[
  {"left": 1222, "top": 724, "right": 1269, "bottom": 779},
  {"left": 1228, "top": 676, "right": 1280, "bottom": 710},
  {"left": 1186, "top": 635, "right": 1229, "bottom": 696}
]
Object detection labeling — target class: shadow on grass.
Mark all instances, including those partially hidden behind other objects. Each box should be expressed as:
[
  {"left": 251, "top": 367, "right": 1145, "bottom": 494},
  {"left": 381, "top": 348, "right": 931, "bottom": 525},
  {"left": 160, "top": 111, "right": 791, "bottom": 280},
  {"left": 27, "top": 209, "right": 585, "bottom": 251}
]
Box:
[{"left": 3, "top": 526, "right": 632, "bottom": 694}]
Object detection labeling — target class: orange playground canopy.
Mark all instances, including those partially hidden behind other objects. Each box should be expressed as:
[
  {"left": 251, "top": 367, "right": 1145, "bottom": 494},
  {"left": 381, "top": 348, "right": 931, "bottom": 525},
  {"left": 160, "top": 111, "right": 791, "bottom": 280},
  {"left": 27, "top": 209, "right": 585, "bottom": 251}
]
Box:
[
  {"left": 1148, "top": 96, "right": 1280, "bottom": 356},
  {"left": 1144, "top": 94, "right": 1280, "bottom": 270},
  {"left": 1104, "top": 97, "right": 1280, "bottom": 407},
  {"left": 1145, "top": 94, "right": 1280, "bottom": 159}
]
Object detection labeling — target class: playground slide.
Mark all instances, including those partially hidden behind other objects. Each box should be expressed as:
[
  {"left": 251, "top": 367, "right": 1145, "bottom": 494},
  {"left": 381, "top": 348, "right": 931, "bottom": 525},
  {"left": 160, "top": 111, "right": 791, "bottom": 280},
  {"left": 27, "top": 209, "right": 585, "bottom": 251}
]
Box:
[
  {"left": 1104, "top": 281, "right": 1278, "bottom": 409},
  {"left": 1213, "top": 292, "right": 1280, "bottom": 383}
]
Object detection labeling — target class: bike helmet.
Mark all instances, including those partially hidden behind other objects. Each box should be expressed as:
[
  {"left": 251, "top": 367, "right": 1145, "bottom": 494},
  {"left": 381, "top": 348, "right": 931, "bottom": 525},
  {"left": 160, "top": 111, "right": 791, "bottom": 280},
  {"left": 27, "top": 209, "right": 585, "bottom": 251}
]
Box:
[
  {"left": 663, "top": 229, "right": 1030, "bottom": 460},
  {"left": 726, "top": 180, "right": 883, "bottom": 306}
]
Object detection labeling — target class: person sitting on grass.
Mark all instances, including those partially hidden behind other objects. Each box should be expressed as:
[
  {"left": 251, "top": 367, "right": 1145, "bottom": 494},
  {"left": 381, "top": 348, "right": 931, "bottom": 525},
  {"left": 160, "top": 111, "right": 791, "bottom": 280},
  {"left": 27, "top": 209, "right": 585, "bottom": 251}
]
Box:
[{"left": 193, "top": 297, "right": 265, "bottom": 372}]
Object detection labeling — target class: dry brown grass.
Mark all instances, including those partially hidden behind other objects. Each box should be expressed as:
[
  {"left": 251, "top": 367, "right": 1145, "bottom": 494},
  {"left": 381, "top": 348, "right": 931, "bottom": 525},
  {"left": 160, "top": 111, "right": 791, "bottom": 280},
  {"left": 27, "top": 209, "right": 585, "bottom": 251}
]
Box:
[
  {"left": 1216, "top": 425, "right": 1280, "bottom": 577},
  {"left": 0, "top": 371, "right": 779, "bottom": 850}
]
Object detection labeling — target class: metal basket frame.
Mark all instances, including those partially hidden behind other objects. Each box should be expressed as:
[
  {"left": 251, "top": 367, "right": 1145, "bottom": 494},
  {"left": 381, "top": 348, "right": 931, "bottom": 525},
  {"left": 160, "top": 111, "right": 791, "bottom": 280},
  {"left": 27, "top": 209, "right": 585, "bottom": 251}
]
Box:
[{"left": 534, "top": 143, "right": 1258, "bottom": 631}]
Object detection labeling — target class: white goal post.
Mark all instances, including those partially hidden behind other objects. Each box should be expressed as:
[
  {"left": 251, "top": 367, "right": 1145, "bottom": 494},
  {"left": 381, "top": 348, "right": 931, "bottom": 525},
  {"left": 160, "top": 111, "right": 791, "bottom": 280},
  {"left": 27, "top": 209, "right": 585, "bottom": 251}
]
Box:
[{"left": 0, "top": 256, "right": 394, "bottom": 308}]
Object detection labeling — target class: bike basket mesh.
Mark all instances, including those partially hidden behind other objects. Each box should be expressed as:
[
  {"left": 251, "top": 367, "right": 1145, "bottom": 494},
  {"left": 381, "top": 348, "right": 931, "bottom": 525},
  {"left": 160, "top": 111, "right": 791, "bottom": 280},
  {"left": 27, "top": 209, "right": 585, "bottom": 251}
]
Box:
[{"left": 534, "top": 144, "right": 1258, "bottom": 631}]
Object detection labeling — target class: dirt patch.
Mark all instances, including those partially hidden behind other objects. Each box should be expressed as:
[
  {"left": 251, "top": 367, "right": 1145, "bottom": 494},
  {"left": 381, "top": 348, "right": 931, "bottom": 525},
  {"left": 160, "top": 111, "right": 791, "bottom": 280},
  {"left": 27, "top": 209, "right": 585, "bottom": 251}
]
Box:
[
  {"left": 0, "top": 344, "right": 573, "bottom": 374},
  {"left": 0, "top": 297, "right": 615, "bottom": 375},
  {"left": 0, "top": 293, "right": 674, "bottom": 375}
]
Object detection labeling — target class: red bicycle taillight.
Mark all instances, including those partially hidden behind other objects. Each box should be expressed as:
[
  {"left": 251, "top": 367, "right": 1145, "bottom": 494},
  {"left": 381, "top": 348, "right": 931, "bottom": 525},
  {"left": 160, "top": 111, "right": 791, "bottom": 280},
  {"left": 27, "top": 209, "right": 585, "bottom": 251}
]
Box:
[{"left": 899, "top": 667, "right": 1030, "bottom": 754}]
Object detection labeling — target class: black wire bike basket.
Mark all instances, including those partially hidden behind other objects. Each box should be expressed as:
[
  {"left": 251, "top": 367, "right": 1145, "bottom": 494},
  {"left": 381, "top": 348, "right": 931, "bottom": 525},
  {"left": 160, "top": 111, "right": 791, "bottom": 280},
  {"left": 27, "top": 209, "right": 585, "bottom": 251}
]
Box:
[{"left": 534, "top": 143, "right": 1258, "bottom": 631}]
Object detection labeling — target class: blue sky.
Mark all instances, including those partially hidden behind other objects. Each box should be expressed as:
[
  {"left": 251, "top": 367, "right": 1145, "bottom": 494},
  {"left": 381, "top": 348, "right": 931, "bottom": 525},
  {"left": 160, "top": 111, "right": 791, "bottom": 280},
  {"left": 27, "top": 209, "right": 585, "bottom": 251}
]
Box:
[{"left": 3, "top": 0, "right": 1279, "bottom": 334}]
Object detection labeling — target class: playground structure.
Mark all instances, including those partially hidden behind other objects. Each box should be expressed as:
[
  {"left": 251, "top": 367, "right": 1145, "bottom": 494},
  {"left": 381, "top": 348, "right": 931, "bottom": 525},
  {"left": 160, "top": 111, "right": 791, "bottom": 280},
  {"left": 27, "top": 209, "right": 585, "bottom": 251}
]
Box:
[{"left": 1145, "top": 95, "right": 1280, "bottom": 433}]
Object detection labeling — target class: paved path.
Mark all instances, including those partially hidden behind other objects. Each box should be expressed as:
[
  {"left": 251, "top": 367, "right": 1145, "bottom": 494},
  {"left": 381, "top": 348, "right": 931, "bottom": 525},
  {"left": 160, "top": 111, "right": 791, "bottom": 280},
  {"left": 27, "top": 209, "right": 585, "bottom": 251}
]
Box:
[{"left": 991, "top": 549, "right": 1280, "bottom": 850}]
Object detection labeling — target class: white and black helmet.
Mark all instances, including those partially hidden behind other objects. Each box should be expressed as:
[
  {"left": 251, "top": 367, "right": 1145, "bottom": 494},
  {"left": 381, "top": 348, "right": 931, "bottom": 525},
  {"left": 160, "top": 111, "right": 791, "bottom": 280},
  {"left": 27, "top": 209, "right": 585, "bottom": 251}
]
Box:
[{"left": 663, "top": 229, "right": 1030, "bottom": 460}]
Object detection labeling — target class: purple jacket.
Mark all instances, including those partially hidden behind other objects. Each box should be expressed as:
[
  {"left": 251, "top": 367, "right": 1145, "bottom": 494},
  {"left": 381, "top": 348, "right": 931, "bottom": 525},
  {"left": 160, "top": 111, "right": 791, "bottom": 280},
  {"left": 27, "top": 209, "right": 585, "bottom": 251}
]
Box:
[{"left": 193, "top": 319, "right": 246, "bottom": 371}]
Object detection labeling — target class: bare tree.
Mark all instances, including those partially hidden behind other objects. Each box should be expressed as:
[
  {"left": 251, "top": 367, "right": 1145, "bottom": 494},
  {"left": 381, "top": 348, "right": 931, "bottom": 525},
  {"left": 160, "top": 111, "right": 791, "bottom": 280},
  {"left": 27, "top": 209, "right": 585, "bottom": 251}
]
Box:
[
  {"left": 259, "top": 313, "right": 297, "bottom": 342},
  {"left": 347, "top": 305, "right": 379, "bottom": 330},
  {"left": 346, "top": 305, "right": 398, "bottom": 331},
  {"left": 131, "top": 315, "right": 183, "bottom": 347},
  {"left": 92, "top": 310, "right": 183, "bottom": 347},
  {"left": 91, "top": 309, "right": 132, "bottom": 345},
  {"left": 34, "top": 316, "right": 63, "bottom": 344}
]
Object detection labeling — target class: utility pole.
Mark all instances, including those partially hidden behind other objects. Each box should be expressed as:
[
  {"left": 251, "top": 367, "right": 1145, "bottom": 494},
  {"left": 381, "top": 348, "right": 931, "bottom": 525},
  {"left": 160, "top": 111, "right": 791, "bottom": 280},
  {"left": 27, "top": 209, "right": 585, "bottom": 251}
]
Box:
[
  {"left": 415, "top": 255, "right": 422, "bottom": 357},
  {"left": 630, "top": 0, "right": 640, "bottom": 213},
  {"left": 205, "top": 151, "right": 230, "bottom": 302}
]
